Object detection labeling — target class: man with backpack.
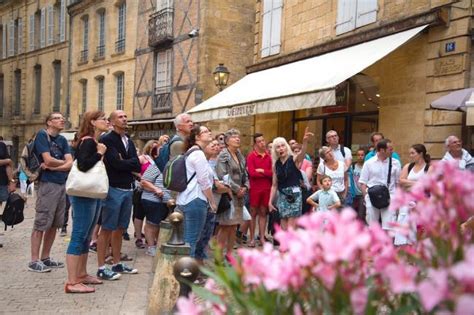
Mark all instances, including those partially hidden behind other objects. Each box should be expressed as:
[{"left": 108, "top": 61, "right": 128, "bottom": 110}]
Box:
[
  {"left": 0, "top": 137, "right": 15, "bottom": 248},
  {"left": 28, "top": 113, "right": 73, "bottom": 272},
  {"left": 155, "top": 113, "right": 193, "bottom": 172}
]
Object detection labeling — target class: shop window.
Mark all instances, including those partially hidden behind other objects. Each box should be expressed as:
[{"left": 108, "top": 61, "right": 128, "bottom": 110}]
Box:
[
  {"left": 261, "top": 0, "right": 282, "bottom": 58},
  {"left": 336, "top": 0, "right": 377, "bottom": 35}
]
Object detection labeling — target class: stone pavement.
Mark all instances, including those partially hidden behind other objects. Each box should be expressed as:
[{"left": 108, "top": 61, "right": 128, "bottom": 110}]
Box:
[{"left": 0, "top": 195, "right": 155, "bottom": 315}]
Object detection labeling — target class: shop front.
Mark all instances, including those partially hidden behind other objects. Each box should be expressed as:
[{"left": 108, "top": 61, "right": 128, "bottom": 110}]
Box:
[{"left": 128, "top": 119, "right": 175, "bottom": 150}]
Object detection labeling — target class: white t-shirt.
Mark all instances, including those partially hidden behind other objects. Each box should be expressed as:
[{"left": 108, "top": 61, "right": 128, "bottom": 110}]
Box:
[
  {"left": 359, "top": 155, "right": 401, "bottom": 194},
  {"left": 332, "top": 145, "right": 352, "bottom": 164},
  {"left": 317, "top": 160, "right": 345, "bottom": 193},
  {"left": 177, "top": 149, "right": 213, "bottom": 206}
]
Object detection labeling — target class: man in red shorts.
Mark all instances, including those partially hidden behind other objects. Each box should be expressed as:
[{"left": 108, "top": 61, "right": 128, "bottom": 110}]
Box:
[{"left": 246, "top": 133, "right": 272, "bottom": 247}]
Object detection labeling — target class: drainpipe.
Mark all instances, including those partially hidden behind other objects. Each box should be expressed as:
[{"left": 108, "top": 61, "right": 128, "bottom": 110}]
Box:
[{"left": 65, "top": 4, "right": 73, "bottom": 129}]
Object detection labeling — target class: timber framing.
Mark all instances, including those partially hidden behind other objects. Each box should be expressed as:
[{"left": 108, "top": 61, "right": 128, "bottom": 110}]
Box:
[{"left": 247, "top": 6, "right": 450, "bottom": 74}]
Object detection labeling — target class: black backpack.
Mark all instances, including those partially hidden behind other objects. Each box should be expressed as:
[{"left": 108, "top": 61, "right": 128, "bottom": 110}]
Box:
[{"left": 1, "top": 193, "right": 25, "bottom": 230}]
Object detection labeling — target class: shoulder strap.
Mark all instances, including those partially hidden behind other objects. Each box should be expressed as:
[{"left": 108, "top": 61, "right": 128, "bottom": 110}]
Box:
[
  {"left": 408, "top": 162, "right": 415, "bottom": 174},
  {"left": 387, "top": 157, "right": 392, "bottom": 186},
  {"left": 341, "top": 145, "right": 345, "bottom": 158}
]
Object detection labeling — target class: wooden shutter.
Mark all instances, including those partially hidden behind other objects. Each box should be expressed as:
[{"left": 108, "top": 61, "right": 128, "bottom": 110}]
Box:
[
  {"left": 2, "top": 24, "right": 6, "bottom": 59},
  {"left": 29, "top": 14, "right": 35, "bottom": 51},
  {"left": 40, "top": 8, "right": 46, "bottom": 48},
  {"left": 17, "top": 18, "right": 23, "bottom": 54},
  {"left": 8, "top": 20, "right": 14, "bottom": 56},
  {"left": 355, "top": 0, "right": 378, "bottom": 28},
  {"left": 261, "top": 0, "right": 272, "bottom": 57},
  {"left": 47, "top": 5, "right": 54, "bottom": 45},
  {"left": 269, "top": 0, "right": 282, "bottom": 55},
  {"left": 336, "top": 0, "right": 356, "bottom": 35},
  {"left": 59, "top": 0, "right": 66, "bottom": 42}
]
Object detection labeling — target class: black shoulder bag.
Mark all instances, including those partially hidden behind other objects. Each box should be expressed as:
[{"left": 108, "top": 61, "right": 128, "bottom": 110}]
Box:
[{"left": 367, "top": 157, "right": 392, "bottom": 209}]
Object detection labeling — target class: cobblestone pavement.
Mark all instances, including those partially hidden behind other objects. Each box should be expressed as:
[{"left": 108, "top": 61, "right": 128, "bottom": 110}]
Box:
[{"left": 0, "top": 195, "right": 154, "bottom": 315}]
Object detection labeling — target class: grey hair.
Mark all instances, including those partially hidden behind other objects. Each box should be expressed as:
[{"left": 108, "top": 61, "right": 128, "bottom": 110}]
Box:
[
  {"left": 174, "top": 113, "right": 190, "bottom": 128},
  {"left": 319, "top": 146, "right": 331, "bottom": 160},
  {"left": 224, "top": 128, "right": 240, "bottom": 145},
  {"left": 325, "top": 130, "right": 338, "bottom": 139},
  {"left": 445, "top": 135, "right": 459, "bottom": 148}
]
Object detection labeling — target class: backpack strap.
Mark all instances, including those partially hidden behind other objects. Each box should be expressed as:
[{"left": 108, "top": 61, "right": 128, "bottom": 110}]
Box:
[
  {"left": 387, "top": 156, "right": 392, "bottom": 186},
  {"left": 340, "top": 145, "right": 346, "bottom": 158},
  {"left": 407, "top": 162, "right": 415, "bottom": 174},
  {"left": 184, "top": 146, "right": 201, "bottom": 184}
]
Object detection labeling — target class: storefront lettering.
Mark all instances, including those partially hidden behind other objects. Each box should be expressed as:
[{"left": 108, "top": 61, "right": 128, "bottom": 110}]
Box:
[
  {"left": 138, "top": 130, "right": 172, "bottom": 140},
  {"left": 434, "top": 56, "right": 463, "bottom": 76},
  {"left": 227, "top": 104, "right": 256, "bottom": 117}
]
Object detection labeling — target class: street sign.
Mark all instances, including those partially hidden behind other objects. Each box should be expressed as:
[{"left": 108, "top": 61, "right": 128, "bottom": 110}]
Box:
[{"left": 445, "top": 42, "right": 455, "bottom": 53}]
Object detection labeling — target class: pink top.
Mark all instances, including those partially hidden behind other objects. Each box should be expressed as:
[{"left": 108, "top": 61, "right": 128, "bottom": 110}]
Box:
[
  {"left": 140, "top": 155, "right": 154, "bottom": 175},
  {"left": 300, "top": 159, "right": 312, "bottom": 172}
]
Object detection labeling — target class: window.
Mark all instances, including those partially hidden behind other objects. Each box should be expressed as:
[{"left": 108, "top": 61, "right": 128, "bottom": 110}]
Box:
[
  {"left": 336, "top": 0, "right": 377, "bottom": 35},
  {"left": 96, "top": 10, "right": 105, "bottom": 58},
  {"left": 153, "top": 49, "right": 172, "bottom": 111},
  {"left": 53, "top": 61, "right": 61, "bottom": 112},
  {"left": 97, "top": 76, "right": 104, "bottom": 111},
  {"left": 16, "top": 18, "right": 23, "bottom": 54},
  {"left": 261, "top": 0, "right": 282, "bottom": 58},
  {"left": 116, "top": 73, "right": 124, "bottom": 110},
  {"left": 8, "top": 20, "right": 15, "bottom": 57},
  {"left": 2, "top": 24, "right": 6, "bottom": 58},
  {"left": 34, "top": 65, "right": 41, "bottom": 114},
  {"left": 47, "top": 5, "right": 54, "bottom": 45},
  {"left": 80, "top": 79, "right": 87, "bottom": 113},
  {"left": 14, "top": 69, "right": 21, "bottom": 116},
  {"left": 81, "top": 16, "right": 89, "bottom": 62},
  {"left": 116, "top": 2, "right": 126, "bottom": 53},
  {"left": 0, "top": 75, "right": 4, "bottom": 117},
  {"left": 156, "top": 0, "right": 173, "bottom": 11},
  {"left": 29, "top": 14, "right": 35, "bottom": 51},
  {"left": 40, "top": 7, "right": 46, "bottom": 48},
  {"left": 59, "top": 0, "right": 66, "bottom": 42}
]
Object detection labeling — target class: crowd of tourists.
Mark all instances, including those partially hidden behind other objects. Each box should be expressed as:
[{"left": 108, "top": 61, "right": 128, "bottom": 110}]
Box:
[{"left": 0, "top": 110, "right": 473, "bottom": 294}]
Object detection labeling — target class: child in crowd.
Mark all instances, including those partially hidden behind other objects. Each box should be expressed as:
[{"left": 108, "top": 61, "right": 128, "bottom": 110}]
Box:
[{"left": 306, "top": 175, "right": 341, "bottom": 212}]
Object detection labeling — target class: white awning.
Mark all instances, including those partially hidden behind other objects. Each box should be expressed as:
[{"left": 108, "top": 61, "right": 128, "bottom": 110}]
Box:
[{"left": 188, "top": 25, "right": 428, "bottom": 122}]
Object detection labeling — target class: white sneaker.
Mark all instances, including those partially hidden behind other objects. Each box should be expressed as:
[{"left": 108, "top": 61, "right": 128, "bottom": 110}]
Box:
[{"left": 145, "top": 246, "right": 157, "bottom": 257}]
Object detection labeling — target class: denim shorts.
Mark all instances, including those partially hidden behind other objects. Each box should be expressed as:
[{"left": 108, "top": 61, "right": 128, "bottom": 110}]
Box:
[
  {"left": 67, "top": 196, "right": 101, "bottom": 255},
  {"left": 101, "top": 186, "right": 133, "bottom": 231},
  {"left": 141, "top": 199, "right": 169, "bottom": 225},
  {"left": 0, "top": 185, "right": 8, "bottom": 202}
]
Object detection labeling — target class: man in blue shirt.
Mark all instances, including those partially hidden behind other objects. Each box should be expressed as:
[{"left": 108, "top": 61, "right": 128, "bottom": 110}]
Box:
[
  {"left": 28, "top": 113, "right": 72, "bottom": 273},
  {"left": 364, "top": 132, "right": 401, "bottom": 163}
]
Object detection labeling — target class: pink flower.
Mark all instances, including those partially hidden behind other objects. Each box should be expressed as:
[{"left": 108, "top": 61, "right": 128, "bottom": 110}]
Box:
[
  {"left": 417, "top": 269, "right": 449, "bottom": 311},
  {"left": 176, "top": 294, "right": 203, "bottom": 315},
  {"left": 384, "top": 263, "right": 418, "bottom": 293},
  {"left": 455, "top": 294, "right": 474, "bottom": 315},
  {"left": 350, "top": 286, "right": 369, "bottom": 315}
]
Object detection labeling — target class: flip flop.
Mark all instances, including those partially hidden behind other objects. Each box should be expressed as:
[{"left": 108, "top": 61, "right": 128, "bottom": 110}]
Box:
[{"left": 79, "top": 275, "right": 103, "bottom": 285}]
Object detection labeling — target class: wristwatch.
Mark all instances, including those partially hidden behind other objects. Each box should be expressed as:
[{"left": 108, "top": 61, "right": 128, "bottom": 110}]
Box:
[{"left": 9, "top": 179, "right": 16, "bottom": 183}]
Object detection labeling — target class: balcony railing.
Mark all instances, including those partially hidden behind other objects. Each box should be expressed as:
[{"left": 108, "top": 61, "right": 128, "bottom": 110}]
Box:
[
  {"left": 115, "top": 38, "right": 125, "bottom": 53},
  {"left": 95, "top": 45, "right": 105, "bottom": 59},
  {"left": 152, "top": 91, "right": 172, "bottom": 113},
  {"left": 148, "top": 8, "right": 174, "bottom": 47},
  {"left": 79, "top": 49, "right": 88, "bottom": 63}
]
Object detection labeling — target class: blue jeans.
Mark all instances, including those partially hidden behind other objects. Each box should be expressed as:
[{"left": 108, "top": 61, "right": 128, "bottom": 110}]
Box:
[
  {"left": 66, "top": 196, "right": 101, "bottom": 255},
  {"left": 102, "top": 187, "right": 133, "bottom": 231},
  {"left": 195, "top": 211, "right": 216, "bottom": 260},
  {"left": 180, "top": 198, "right": 208, "bottom": 257}
]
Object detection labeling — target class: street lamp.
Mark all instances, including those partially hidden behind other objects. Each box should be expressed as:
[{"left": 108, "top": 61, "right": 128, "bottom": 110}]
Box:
[{"left": 213, "top": 63, "right": 230, "bottom": 91}]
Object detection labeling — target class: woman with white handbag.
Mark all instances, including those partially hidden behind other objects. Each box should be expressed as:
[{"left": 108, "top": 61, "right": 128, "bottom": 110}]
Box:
[{"left": 64, "top": 111, "right": 110, "bottom": 293}]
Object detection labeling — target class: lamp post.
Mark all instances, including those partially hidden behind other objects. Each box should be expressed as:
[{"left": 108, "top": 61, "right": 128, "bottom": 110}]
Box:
[{"left": 213, "top": 63, "right": 230, "bottom": 91}]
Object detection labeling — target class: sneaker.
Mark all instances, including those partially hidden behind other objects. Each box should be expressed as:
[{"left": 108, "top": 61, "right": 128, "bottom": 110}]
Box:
[
  {"left": 60, "top": 227, "right": 67, "bottom": 237},
  {"left": 111, "top": 263, "right": 138, "bottom": 274},
  {"left": 145, "top": 246, "right": 157, "bottom": 257},
  {"left": 97, "top": 268, "right": 121, "bottom": 281},
  {"left": 28, "top": 261, "right": 52, "bottom": 273},
  {"left": 41, "top": 257, "right": 65, "bottom": 268},
  {"left": 123, "top": 232, "right": 130, "bottom": 241},
  {"left": 89, "top": 242, "right": 97, "bottom": 253}
]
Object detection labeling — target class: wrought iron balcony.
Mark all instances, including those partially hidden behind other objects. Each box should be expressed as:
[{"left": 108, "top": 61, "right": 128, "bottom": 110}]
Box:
[
  {"left": 148, "top": 8, "right": 174, "bottom": 47},
  {"left": 152, "top": 91, "right": 172, "bottom": 113},
  {"left": 115, "top": 39, "right": 125, "bottom": 53},
  {"left": 79, "top": 49, "right": 88, "bottom": 63}
]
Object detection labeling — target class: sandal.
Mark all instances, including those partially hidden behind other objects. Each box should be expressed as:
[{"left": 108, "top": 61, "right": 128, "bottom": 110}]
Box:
[
  {"left": 79, "top": 275, "right": 103, "bottom": 285},
  {"left": 135, "top": 239, "right": 146, "bottom": 249},
  {"left": 248, "top": 241, "right": 256, "bottom": 248},
  {"left": 65, "top": 282, "right": 95, "bottom": 294}
]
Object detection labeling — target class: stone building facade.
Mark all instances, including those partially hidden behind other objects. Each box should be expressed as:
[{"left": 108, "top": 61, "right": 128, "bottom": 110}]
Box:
[
  {"left": 68, "top": 0, "right": 137, "bottom": 129},
  {"left": 0, "top": 0, "right": 69, "bottom": 163},
  {"left": 190, "top": 0, "right": 474, "bottom": 161},
  {"left": 131, "top": 0, "right": 255, "bottom": 148}
]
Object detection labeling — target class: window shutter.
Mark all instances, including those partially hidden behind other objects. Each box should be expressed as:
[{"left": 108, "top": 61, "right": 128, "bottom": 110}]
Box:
[
  {"left": 47, "top": 5, "right": 54, "bottom": 45},
  {"left": 355, "top": 0, "right": 377, "bottom": 28},
  {"left": 29, "top": 14, "right": 35, "bottom": 51},
  {"left": 59, "top": 0, "right": 66, "bottom": 42},
  {"left": 269, "top": 0, "right": 282, "bottom": 55},
  {"left": 336, "top": 0, "right": 356, "bottom": 35},
  {"left": 2, "top": 24, "right": 6, "bottom": 59},
  {"left": 83, "top": 18, "right": 88, "bottom": 51},
  {"left": 40, "top": 8, "right": 46, "bottom": 48},
  {"left": 8, "top": 20, "right": 15, "bottom": 57},
  {"left": 261, "top": 0, "right": 272, "bottom": 57},
  {"left": 17, "top": 18, "right": 23, "bottom": 54}
]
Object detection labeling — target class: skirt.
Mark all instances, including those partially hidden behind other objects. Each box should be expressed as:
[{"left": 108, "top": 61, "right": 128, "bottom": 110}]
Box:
[{"left": 277, "top": 186, "right": 302, "bottom": 219}]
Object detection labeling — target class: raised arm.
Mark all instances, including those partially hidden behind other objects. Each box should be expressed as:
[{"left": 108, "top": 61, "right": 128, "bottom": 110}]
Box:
[{"left": 294, "top": 127, "right": 314, "bottom": 168}]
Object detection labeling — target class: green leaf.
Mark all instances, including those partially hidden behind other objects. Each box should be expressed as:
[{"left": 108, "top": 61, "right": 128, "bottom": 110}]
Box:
[{"left": 192, "top": 284, "right": 223, "bottom": 305}]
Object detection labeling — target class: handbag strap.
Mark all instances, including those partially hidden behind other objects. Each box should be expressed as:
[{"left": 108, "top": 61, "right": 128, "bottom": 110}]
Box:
[{"left": 387, "top": 156, "right": 392, "bottom": 186}]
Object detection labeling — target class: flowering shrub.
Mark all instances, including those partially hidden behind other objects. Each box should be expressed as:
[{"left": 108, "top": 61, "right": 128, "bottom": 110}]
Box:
[{"left": 177, "top": 162, "right": 474, "bottom": 315}]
